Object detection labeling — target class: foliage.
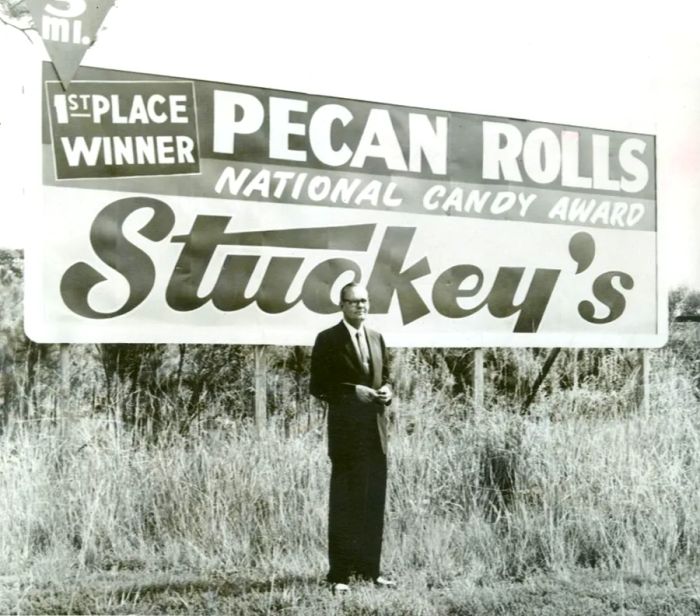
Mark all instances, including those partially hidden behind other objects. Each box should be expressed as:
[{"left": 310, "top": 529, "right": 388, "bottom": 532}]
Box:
[
  {"left": 1, "top": 254, "right": 699, "bottom": 612},
  {"left": 0, "top": 349, "right": 699, "bottom": 614},
  {"left": 0, "top": 249, "right": 60, "bottom": 422},
  {"left": 0, "top": 0, "right": 32, "bottom": 30},
  {"left": 665, "top": 286, "right": 700, "bottom": 395},
  {"left": 669, "top": 285, "right": 700, "bottom": 319}
]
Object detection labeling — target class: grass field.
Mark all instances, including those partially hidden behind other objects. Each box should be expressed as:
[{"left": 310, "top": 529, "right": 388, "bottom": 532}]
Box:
[
  {"left": 4, "top": 568, "right": 700, "bottom": 615},
  {"left": 2, "top": 348, "right": 700, "bottom": 614}
]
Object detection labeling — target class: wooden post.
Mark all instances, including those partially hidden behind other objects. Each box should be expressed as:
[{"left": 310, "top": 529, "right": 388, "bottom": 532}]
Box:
[
  {"left": 254, "top": 345, "right": 268, "bottom": 432},
  {"left": 572, "top": 349, "right": 579, "bottom": 413},
  {"left": 59, "top": 343, "right": 70, "bottom": 434},
  {"left": 473, "top": 348, "right": 484, "bottom": 409},
  {"left": 639, "top": 348, "right": 650, "bottom": 415}
]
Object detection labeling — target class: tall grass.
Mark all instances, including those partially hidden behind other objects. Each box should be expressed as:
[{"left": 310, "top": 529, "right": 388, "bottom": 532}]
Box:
[{"left": 1, "top": 348, "right": 699, "bottom": 593}]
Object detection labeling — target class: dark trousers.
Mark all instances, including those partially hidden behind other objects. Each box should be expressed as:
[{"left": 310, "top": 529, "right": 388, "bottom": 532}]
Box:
[{"left": 327, "top": 445, "right": 387, "bottom": 584}]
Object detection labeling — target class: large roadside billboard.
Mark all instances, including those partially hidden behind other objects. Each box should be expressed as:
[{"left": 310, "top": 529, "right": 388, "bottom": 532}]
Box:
[{"left": 25, "top": 63, "right": 664, "bottom": 347}]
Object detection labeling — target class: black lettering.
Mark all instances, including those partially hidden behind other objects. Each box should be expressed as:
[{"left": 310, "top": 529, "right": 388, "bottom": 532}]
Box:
[
  {"left": 579, "top": 271, "right": 634, "bottom": 324},
  {"left": 569, "top": 231, "right": 595, "bottom": 274},
  {"left": 209, "top": 255, "right": 259, "bottom": 311},
  {"left": 167, "top": 220, "right": 374, "bottom": 313},
  {"left": 60, "top": 197, "right": 175, "bottom": 318},
  {"left": 432, "top": 264, "right": 484, "bottom": 318},
  {"left": 367, "top": 227, "right": 430, "bottom": 324},
  {"left": 253, "top": 257, "right": 304, "bottom": 313},
  {"left": 487, "top": 267, "right": 560, "bottom": 333},
  {"left": 167, "top": 216, "right": 232, "bottom": 310},
  {"left": 302, "top": 259, "right": 361, "bottom": 313}
]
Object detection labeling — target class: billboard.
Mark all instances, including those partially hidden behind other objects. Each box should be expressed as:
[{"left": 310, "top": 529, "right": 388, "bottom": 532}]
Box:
[{"left": 26, "top": 63, "right": 664, "bottom": 347}]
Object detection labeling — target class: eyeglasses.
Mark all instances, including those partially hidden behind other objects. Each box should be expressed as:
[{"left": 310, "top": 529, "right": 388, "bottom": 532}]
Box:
[{"left": 343, "top": 299, "right": 368, "bottom": 306}]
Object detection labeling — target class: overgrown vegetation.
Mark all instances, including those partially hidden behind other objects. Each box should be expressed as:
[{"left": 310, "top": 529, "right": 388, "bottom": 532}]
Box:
[{"left": 1, "top": 249, "right": 700, "bottom": 614}]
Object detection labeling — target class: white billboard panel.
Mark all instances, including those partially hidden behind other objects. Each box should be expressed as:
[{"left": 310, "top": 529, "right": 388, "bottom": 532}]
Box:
[{"left": 26, "top": 64, "right": 664, "bottom": 347}]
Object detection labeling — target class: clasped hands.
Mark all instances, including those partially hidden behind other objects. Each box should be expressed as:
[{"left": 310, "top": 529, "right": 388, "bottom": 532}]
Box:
[{"left": 355, "top": 384, "right": 392, "bottom": 405}]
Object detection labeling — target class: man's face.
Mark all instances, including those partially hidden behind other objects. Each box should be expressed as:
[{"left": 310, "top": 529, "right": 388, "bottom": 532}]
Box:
[{"left": 341, "top": 285, "right": 369, "bottom": 327}]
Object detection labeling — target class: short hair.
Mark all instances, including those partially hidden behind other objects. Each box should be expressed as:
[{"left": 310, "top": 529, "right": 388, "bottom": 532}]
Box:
[{"left": 340, "top": 282, "right": 365, "bottom": 302}]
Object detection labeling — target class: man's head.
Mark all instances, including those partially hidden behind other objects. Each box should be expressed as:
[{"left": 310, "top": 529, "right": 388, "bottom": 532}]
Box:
[{"left": 340, "top": 283, "right": 369, "bottom": 328}]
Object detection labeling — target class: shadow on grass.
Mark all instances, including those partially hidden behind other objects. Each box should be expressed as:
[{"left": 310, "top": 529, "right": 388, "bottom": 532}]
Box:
[
  {"left": 87, "top": 571, "right": 324, "bottom": 600},
  {"left": 7, "top": 569, "right": 700, "bottom": 616},
  {"left": 2, "top": 571, "right": 328, "bottom": 615}
]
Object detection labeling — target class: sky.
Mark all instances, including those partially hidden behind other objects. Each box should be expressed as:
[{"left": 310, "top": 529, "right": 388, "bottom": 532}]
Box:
[{"left": 1, "top": 0, "right": 699, "bottom": 290}]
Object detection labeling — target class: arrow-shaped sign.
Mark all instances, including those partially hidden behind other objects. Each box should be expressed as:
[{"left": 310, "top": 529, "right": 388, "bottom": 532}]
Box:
[{"left": 25, "top": 0, "right": 115, "bottom": 89}]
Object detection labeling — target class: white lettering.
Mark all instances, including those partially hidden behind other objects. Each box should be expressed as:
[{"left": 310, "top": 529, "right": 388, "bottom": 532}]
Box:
[
  {"left": 490, "top": 191, "right": 517, "bottom": 215},
  {"left": 146, "top": 95, "right": 168, "bottom": 124},
  {"left": 464, "top": 190, "right": 490, "bottom": 214},
  {"left": 619, "top": 138, "right": 649, "bottom": 193},
  {"left": 482, "top": 121, "right": 523, "bottom": 182},
  {"left": 517, "top": 193, "right": 537, "bottom": 217},
  {"left": 560, "top": 131, "right": 592, "bottom": 189},
  {"left": 309, "top": 104, "right": 353, "bottom": 167},
  {"left": 243, "top": 169, "right": 271, "bottom": 198},
  {"left": 609, "top": 201, "right": 628, "bottom": 226},
  {"left": 523, "top": 128, "right": 561, "bottom": 184},
  {"left": 383, "top": 182, "right": 402, "bottom": 207},
  {"left": 170, "top": 95, "right": 189, "bottom": 123},
  {"left": 41, "top": 16, "right": 69, "bottom": 41},
  {"left": 61, "top": 136, "right": 100, "bottom": 166},
  {"left": 408, "top": 114, "right": 447, "bottom": 175},
  {"left": 215, "top": 167, "right": 251, "bottom": 195},
  {"left": 272, "top": 171, "right": 295, "bottom": 198},
  {"left": 592, "top": 135, "right": 620, "bottom": 191},
  {"left": 423, "top": 185, "right": 445, "bottom": 211},
  {"left": 61, "top": 135, "right": 195, "bottom": 167},
  {"left": 569, "top": 197, "right": 597, "bottom": 223},
  {"left": 548, "top": 196, "right": 569, "bottom": 222},
  {"left": 627, "top": 203, "right": 645, "bottom": 226},
  {"left": 442, "top": 188, "right": 463, "bottom": 212},
  {"left": 351, "top": 109, "right": 408, "bottom": 172},
  {"left": 589, "top": 201, "right": 611, "bottom": 225},
  {"left": 45, "top": 0, "right": 86, "bottom": 18},
  {"left": 354, "top": 180, "right": 383, "bottom": 206},
  {"left": 330, "top": 177, "right": 362, "bottom": 203},
  {"left": 269, "top": 97, "right": 308, "bottom": 162},
  {"left": 548, "top": 196, "right": 645, "bottom": 227},
  {"left": 307, "top": 176, "right": 332, "bottom": 201},
  {"left": 91, "top": 95, "right": 111, "bottom": 123},
  {"left": 213, "top": 90, "right": 264, "bottom": 155}
]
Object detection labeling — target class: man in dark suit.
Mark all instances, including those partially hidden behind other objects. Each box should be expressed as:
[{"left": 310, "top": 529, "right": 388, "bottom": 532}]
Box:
[{"left": 310, "top": 282, "right": 396, "bottom": 593}]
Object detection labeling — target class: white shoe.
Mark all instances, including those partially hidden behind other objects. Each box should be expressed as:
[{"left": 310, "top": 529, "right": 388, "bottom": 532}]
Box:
[
  {"left": 331, "top": 582, "right": 350, "bottom": 594},
  {"left": 374, "top": 576, "right": 397, "bottom": 588}
]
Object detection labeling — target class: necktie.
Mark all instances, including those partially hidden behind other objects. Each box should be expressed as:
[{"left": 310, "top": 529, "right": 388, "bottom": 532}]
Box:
[{"left": 356, "top": 332, "right": 370, "bottom": 375}]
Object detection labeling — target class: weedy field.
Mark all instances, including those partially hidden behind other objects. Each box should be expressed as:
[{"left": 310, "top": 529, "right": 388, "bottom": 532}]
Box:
[{"left": 2, "top": 342, "right": 700, "bottom": 614}]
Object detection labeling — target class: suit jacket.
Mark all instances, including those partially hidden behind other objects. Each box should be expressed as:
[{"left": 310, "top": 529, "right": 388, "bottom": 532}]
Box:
[{"left": 310, "top": 321, "right": 391, "bottom": 459}]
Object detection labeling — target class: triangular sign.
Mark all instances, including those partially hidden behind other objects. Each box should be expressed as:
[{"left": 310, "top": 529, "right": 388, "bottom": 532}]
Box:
[{"left": 25, "top": 0, "right": 115, "bottom": 89}]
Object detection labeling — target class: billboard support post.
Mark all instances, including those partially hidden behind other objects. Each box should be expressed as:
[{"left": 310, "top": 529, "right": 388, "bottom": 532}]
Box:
[
  {"left": 59, "top": 343, "right": 69, "bottom": 433},
  {"left": 254, "top": 345, "right": 267, "bottom": 432},
  {"left": 640, "top": 349, "right": 650, "bottom": 415},
  {"left": 473, "top": 349, "right": 484, "bottom": 409}
]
